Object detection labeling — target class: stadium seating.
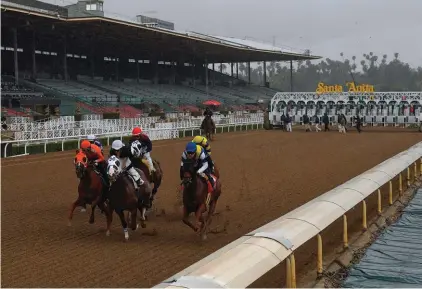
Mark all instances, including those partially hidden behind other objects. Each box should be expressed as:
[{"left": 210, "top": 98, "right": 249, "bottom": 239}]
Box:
[{"left": 37, "top": 79, "right": 118, "bottom": 104}]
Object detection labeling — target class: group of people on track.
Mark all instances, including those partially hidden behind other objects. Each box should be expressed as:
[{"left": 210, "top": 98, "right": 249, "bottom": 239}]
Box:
[{"left": 77, "top": 125, "right": 216, "bottom": 208}]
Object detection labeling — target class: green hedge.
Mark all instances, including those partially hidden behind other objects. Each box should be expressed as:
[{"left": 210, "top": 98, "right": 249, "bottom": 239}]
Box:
[{"left": 7, "top": 124, "right": 263, "bottom": 157}]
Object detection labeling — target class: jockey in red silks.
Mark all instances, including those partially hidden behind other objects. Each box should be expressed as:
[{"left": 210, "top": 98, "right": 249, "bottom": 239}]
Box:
[
  {"left": 129, "top": 127, "right": 155, "bottom": 177},
  {"left": 80, "top": 140, "right": 108, "bottom": 185}
]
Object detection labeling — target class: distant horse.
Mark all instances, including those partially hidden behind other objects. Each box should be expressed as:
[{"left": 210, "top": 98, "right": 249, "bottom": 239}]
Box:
[
  {"left": 106, "top": 156, "right": 153, "bottom": 241},
  {"left": 68, "top": 150, "right": 109, "bottom": 226},
  {"left": 180, "top": 161, "right": 222, "bottom": 240},
  {"left": 201, "top": 115, "right": 215, "bottom": 141},
  {"left": 133, "top": 157, "right": 163, "bottom": 206}
]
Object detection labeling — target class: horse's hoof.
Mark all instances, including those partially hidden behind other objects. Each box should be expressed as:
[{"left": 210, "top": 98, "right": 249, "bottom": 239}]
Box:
[
  {"left": 89, "top": 219, "right": 94, "bottom": 224},
  {"left": 141, "top": 222, "right": 146, "bottom": 229},
  {"left": 201, "top": 234, "right": 208, "bottom": 241},
  {"left": 67, "top": 221, "right": 72, "bottom": 227},
  {"left": 80, "top": 208, "right": 86, "bottom": 213},
  {"left": 106, "top": 230, "right": 110, "bottom": 236}
]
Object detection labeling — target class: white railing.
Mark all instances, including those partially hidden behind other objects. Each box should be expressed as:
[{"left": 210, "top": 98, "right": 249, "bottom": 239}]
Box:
[
  {"left": 2, "top": 121, "right": 262, "bottom": 158},
  {"left": 154, "top": 141, "right": 422, "bottom": 289},
  {"left": 6, "top": 113, "right": 264, "bottom": 141}
]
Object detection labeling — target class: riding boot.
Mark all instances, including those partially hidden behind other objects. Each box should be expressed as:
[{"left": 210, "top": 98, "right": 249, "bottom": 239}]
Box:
[
  {"left": 206, "top": 173, "right": 214, "bottom": 193},
  {"left": 135, "top": 178, "right": 144, "bottom": 191}
]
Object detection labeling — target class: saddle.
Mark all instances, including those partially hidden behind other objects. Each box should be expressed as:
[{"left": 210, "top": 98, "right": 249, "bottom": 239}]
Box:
[{"left": 92, "top": 167, "right": 108, "bottom": 187}]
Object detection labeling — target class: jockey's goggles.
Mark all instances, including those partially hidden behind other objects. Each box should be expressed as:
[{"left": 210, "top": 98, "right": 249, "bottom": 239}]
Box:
[{"left": 186, "top": 151, "right": 195, "bottom": 155}]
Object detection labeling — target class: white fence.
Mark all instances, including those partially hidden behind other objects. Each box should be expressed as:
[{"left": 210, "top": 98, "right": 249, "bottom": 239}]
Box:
[
  {"left": 2, "top": 121, "right": 262, "bottom": 158},
  {"left": 6, "top": 113, "right": 264, "bottom": 141},
  {"left": 154, "top": 141, "right": 422, "bottom": 289}
]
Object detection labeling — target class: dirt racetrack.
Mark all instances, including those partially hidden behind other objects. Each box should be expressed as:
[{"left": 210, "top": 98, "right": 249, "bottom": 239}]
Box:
[{"left": 1, "top": 128, "right": 421, "bottom": 288}]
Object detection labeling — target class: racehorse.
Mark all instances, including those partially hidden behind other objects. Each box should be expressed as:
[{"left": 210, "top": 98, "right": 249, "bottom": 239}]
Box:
[
  {"left": 106, "top": 156, "right": 153, "bottom": 241},
  {"left": 201, "top": 115, "right": 215, "bottom": 141},
  {"left": 134, "top": 157, "right": 163, "bottom": 205},
  {"left": 180, "top": 161, "right": 222, "bottom": 240},
  {"left": 68, "top": 150, "right": 109, "bottom": 226}
]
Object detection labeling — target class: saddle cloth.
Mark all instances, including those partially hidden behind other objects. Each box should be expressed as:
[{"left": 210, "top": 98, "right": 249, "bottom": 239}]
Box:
[{"left": 205, "top": 174, "right": 217, "bottom": 190}]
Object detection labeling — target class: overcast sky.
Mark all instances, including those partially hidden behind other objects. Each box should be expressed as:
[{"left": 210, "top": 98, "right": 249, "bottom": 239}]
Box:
[{"left": 45, "top": 0, "right": 422, "bottom": 67}]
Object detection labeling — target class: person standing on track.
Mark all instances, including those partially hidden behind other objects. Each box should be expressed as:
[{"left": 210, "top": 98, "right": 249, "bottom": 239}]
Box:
[
  {"left": 314, "top": 114, "right": 321, "bottom": 132},
  {"left": 322, "top": 113, "right": 330, "bottom": 132},
  {"left": 354, "top": 115, "right": 362, "bottom": 133}
]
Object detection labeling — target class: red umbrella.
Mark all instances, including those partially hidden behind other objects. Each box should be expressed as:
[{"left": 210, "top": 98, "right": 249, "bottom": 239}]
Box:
[{"left": 203, "top": 100, "right": 221, "bottom": 106}]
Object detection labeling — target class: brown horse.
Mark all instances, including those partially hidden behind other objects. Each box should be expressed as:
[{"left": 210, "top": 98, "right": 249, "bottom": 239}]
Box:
[
  {"left": 68, "top": 150, "right": 109, "bottom": 226},
  {"left": 106, "top": 160, "right": 153, "bottom": 241},
  {"left": 201, "top": 115, "right": 216, "bottom": 141},
  {"left": 136, "top": 158, "right": 163, "bottom": 207},
  {"left": 180, "top": 161, "right": 222, "bottom": 240}
]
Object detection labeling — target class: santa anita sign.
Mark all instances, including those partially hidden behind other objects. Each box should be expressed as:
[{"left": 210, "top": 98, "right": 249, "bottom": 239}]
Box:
[{"left": 316, "top": 82, "right": 375, "bottom": 95}]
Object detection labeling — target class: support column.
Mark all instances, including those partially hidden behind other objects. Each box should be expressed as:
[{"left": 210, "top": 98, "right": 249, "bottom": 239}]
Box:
[
  {"left": 136, "top": 60, "right": 140, "bottom": 83},
  {"left": 236, "top": 63, "right": 239, "bottom": 79},
  {"left": 205, "top": 62, "right": 209, "bottom": 95},
  {"left": 212, "top": 63, "right": 215, "bottom": 86},
  {"left": 231, "top": 63, "right": 234, "bottom": 77},
  {"left": 263, "top": 61, "right": 267, "bottom": 86},
  {"left": 90, "top": 50, "right": 95, "bottom": 79},
  {"left": 154, "top": 59, "right": 159, "bottom": 84},
  {"left": 248, "top": 62, "right": 251, "bottom": 84},
  {"left": 13, "top": 28, "right": 19, "bottom": 84},
  {"left": 191, "top": 62, "right": 195, "bottom": 86},
  {"left": 220, "top": 63, "right": 223, "bottom": 74},
  {"left": 32, "top": 30, "right": 37, "bottom": 80},
  {"left": 171, "top": 61, "right": 176, "bottom": 84},
  {"left": 115, "top": 57, "right": 119, "bottom": 81},
  {"left": 290, "top": 60, "right": 294, "bottom": 92},
  {"left": 63, "top": 35, "right": 68, "bottom": 82}
]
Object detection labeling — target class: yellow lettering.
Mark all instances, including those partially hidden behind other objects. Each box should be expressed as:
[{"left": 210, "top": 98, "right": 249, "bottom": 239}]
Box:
[
  {"left": 316, "top": 82, "right": 374, "bottom": 94},
  {"left": 347, "top": 82, "right": 357, "bottom": 92},
  {"left": 316, "top": 82, "right": 325, "bottom": 94}
]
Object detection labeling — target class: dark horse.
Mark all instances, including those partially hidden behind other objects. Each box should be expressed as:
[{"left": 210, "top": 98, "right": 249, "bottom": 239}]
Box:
[
  {"left": 106, "top": 165, "right": 153, "bottom": 241},
  {"left": 68, "top": 150, "right": 109, "bottom": 226},
  {"left": 201, "top": 115, "right": 216, "bottom": 141},
  {"left": 181, "top": 161, "right": 222, "bottom": 240},
  {"left": 131, "top": 157, "right": 163, "bottom": 206}
]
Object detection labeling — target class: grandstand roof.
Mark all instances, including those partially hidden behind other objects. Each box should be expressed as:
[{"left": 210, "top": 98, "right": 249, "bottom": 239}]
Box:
[{"left": 1, "top": 1, "right": 322, "bottom": 63}]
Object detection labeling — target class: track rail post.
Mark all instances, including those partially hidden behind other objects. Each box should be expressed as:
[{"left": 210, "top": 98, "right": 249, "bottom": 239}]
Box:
[
  {"left": 362, "top": 200, "right": 367, "bottom": 231},
  {"left": 343, "top": 214, "right": 348, "bottom": 249},
  {"left": 377, "top": 189, "right": 382, "bottom": 215},
  {"left": 317, "top": 234, "right": 323, "bottom": 277}
]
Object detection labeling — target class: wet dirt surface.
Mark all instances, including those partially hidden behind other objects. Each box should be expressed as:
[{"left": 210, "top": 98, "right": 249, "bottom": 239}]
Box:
[{"left": 1, "top": 128, "right": 421, "bottom": 287}]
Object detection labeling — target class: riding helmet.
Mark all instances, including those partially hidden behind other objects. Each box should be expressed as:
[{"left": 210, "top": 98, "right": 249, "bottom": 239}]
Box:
[
  {"left": 132, "top": 127, "right": 143, "bottom": 136},
  {"left": 185, "top": 142, "right": 197, "bottom": 154},
  {"left": 80, "top": 140, "right": 91, "bottom": 150},
  {"left": 111, "top": 139, "right": 124, "bottom": 150}
]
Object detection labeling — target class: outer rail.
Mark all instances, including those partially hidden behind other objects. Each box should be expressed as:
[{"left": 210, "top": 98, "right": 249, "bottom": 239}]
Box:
[{"left": 154, "top": 141, "right": 422, "bottom": 289}]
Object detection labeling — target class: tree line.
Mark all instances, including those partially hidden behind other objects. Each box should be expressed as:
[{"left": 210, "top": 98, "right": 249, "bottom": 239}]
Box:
[{"left": 220, "top": 52, "right": 422, "bottom": 92}]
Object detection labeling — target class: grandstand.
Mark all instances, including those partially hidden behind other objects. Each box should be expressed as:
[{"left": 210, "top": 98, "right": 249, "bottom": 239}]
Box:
[{"left": 0, "top": 0, "right": 319, "bottom": 119}]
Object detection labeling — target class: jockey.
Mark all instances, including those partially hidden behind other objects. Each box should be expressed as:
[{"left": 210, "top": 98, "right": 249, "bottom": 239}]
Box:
[
  {"left": 192, "top": 135, "right": 214, "bottom": 173},
  {"left": 109, "top": 139, "right": 145, "bottom": 190},
  {"left": 180, "top": 142, "right": 214, "bottom": 194},
  {"left": 87, "top": 134, "right": 103, "bottom": 154},
  {"left": 80, "top": 140, "right": 108, "bottom": 184},
  {"left": 204, "top": 107, "right": 213, "bottom": 117},
  {"left": 129, "top": 127, "right": 155, "bottom": 177}
]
